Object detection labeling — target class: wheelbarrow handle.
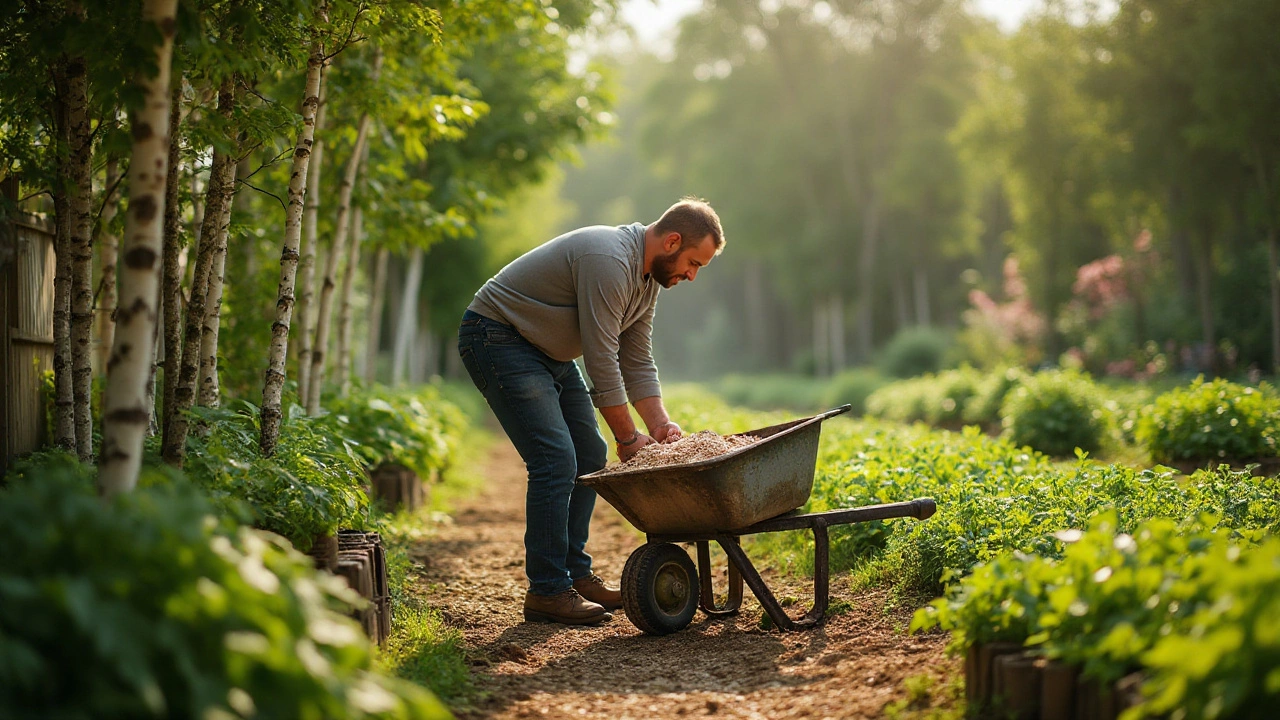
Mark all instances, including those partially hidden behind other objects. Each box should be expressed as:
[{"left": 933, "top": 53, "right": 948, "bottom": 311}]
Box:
[
  {"left": 911, "top": 497, "right": 937, "bottom": 520},
  {"left": 813, "top": 404, "right": 854, "bottom": 422}
]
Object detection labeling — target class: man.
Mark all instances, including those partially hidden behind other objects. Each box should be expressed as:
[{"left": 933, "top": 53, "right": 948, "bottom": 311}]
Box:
[{"left": 457, "top": 197, "right": 724, "bottom": 626}]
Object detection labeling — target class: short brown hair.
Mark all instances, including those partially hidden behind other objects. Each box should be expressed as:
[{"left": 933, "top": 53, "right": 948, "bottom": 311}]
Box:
[{"left": 654, "top": 196, "right": 725, "bottom": 255}]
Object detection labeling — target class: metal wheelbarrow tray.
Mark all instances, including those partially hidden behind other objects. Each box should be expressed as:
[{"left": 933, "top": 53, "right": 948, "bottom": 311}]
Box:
[{"left": 577, "top": 405, "right": 937, "bottom": 635}]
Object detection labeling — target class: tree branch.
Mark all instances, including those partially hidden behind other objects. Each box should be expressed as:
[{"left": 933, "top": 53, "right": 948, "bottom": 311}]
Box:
[
  {"left": 323, "top": 4, "right": 368, "bottom": 61},
  {"left": 238, "top": 178, "right": 287, "bottom": 211}
]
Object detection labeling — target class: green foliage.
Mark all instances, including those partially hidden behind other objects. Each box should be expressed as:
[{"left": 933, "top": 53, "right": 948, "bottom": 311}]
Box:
[
  {"left": 822, "top": 369, "right": 890, "bottom": 416},
  {"left": 1137, "top": 377, "right": 1280, "bottom": 463},
  {"left": 712, "top": 374, "right": 831, "bottom": 412},
  {"left": 1000, "top": 369, "right": 1109, "bottom": 457},
  {"left": 962, "top": 366, "right": 1028, "bottom": 428},
  {"left": 912, "top": 516, "right": 1280, "bottom": 717},
  {"left": 865, "top": 367, "right": 985, "bottom": 428},
  {"left": 184, "top": 402, "right": 370, "bottom": 550},
  {"left": 322, "top": 384, "right": 468, "bottom": 481},
  {"left": 877, "top": 327, "right": 954, "bottom": 379},
  {"left": 0, "top": 464, "right": 448, "bottom": 719}
]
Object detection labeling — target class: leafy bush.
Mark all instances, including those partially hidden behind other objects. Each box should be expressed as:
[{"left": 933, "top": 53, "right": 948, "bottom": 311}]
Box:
[
  {"left": 961, "top": 366, "right": 1027, "bottom": 428},
  {"left": 865, "top": 368, "right": 984, "bottom": 428},
  {"left": 877, "top": 326, "right": 952, "bottom": 378},
  {"left": 712, "top": 374, "right": 829, "bottom": 412},
  {"left": 913, "top": 516, "right": 1280, "bottom": 716},
  {"left": 1000, "top": 369, "right": 1109, "bottom": 457},
  {"left": 185, "top": 402, "right": 370, "bottom": 550},
  {"left": 0, "top": 463, "right": 448, "bottom": 719},
  {"left": 1137, "top": 377, "right": 1280, "bottom": 463},
  {"left": 821, "top": 368, "right": 888, "bottom": 415},
  {"left": 323, "top": 384, "right": 468, "bottom": 480}
]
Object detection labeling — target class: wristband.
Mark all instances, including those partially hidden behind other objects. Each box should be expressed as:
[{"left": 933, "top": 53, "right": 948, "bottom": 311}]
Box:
[{"left": 615, "top": 432, "right": 640, "bottom": 446}]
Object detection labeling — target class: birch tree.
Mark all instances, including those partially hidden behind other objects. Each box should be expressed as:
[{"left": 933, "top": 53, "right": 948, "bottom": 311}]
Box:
[
  {"left": 260, "top": 9, "right": 328, "bottom": 457},
  {"left": 363, "top": 245, "right": 389, "bottom": 383},
  {"left": 162, "top": 77, "right": 236, "bottom": 467},
  {"left": 99, "top": 0, "right": 178, "bottom": 496},
  {"left": 295, "top": 76, "right": 326, "bottom": 410},
  {"left": 304, "top": 49, "right": 378, "bottom": 414},
  {"left": 95, "top": 157, "right": 121, "bottom": 376},
  {"left": 335, "top": 141, "right": 369, "bottom": 396},
  {"left": 160, "top": 86, "right": 184, "bottom": 458},
  {"left": 64, "top": 37, "right": 96, "bottom": 462}
]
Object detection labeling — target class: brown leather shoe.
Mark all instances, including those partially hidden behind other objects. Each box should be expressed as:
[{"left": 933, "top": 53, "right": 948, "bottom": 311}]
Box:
[
  {"left": 572, "top": 574, "right": 623, "bottom": 611},
  {"left": 523, "top": 588, "right": 612, "bottom": 625}
]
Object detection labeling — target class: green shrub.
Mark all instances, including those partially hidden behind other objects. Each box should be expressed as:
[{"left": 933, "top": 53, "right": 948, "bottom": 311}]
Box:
[
  {"left": 962, "top": 366, "right": 1027, "bottom": 428},
  {"left": 864, "top": 368, "right": 984, "bottom": 428},
  {"left": 913, "top": 515, "right": 1280, "bottom": 716},
  {"left": 323, "top": 384, "right": 468, "bottom": 480},
  {"left": 185, "top": 402, "right": 370, "bottom": 550},
  {"left": 821, "top": 369, "right": 888, "bottom": 415},
  {"left": 0, "top": 464, "right": 448, "bottom": 720},
  {"left": 712, "top": 374, "right": 829, "bottom": 412},
  {"left": 1137, "top": 377, "right": 1280, "bottom": 463},
  {"left": 877, "top": 326, "right": 952, "bottom": 378},
  {"left": 1000, "top": 369, "right": 1109, "bottom": 457}
]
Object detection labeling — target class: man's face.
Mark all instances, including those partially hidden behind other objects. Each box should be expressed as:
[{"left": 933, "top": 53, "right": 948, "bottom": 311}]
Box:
[{"left": 652, "top": 234, "right": 717, "bottom": 289}]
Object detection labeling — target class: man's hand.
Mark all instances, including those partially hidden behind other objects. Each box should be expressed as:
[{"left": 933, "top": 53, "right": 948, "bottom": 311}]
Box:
[
  {"left": 652, "top": 421, "right": 683, "bottom": 444},
  {"left": 617, "top": 431, "right": 656, "bottom": 462}
]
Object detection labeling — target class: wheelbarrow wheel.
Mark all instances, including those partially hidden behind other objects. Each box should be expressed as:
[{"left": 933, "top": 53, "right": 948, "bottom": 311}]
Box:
[{"left": 621, "top": 543, "right": 699, "bottom": 636}]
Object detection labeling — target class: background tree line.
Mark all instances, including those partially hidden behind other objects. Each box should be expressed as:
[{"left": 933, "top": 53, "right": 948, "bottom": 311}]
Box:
[{"left": 421, "top": 0, "right": 1277, "bottom": 384}]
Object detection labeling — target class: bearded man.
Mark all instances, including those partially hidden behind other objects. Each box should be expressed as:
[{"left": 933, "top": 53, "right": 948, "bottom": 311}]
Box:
[{"left": 457, "top": 197, "right": 724, "bottom": 626}]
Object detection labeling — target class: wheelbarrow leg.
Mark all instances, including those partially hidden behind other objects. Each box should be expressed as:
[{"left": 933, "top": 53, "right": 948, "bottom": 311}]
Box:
[
  {"left": 696, "top": 540, "right": 744, "bottom": 616},
  {"left": 717, "top": 520, "right": 831, "bottom": 631}
]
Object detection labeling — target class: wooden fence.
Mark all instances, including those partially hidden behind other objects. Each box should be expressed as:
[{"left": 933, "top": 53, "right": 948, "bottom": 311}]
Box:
[{"left": 0, "top": 210, "right": 55, "bottom": 469}]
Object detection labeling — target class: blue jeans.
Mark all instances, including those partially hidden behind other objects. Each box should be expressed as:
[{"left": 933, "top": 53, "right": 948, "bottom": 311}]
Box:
[{"left": 456, "top": 310, "right": 608, "bottom": 596}]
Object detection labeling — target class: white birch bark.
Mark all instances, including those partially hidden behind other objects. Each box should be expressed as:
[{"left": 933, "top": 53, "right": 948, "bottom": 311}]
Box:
[
  {"left": 295, "top": 76, "right": 326, "bottom": 410},
  {"left": 391, "top": 246, "right": 424, "bottom": 385},
  {"left": 160, "top": 89, "right": 184, "bottom": 459},
  {"left": 305, "top": 112, "right": 372, "bottom": 414},
  {"left": 163, "top": 78, "right": 235, "bottom": 467},
  {"left": 66, "top": 49, "right": 94, "bottom": 462},
  {"left": 96, "top": 157, "right": 121, "bottom": 376},
  {"left": 260, "top": 19, "right": 327, "bottom": 457},
  {"left": 197, "top": 174, "right": 235, "bottom": 409},
  {"left": 99, "top": 0, "right": 178, "bottom": 496},
  {"left": 335, "top": 141, "right": 370, "bottom": 397},
  {"left": 52, "top": 64, "right": 76, "bottom": 453},
  {"left": 363, "top": 246, "right": 389, "bottom": 384}
]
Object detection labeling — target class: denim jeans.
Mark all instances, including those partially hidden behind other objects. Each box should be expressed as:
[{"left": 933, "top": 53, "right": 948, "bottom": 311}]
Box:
[{"left": 456, "top": 309, "right": 608, "bottom": 596}]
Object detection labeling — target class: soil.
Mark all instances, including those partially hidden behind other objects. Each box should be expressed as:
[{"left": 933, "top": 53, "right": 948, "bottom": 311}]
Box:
[{"left": 410, "top": 439, "right": 959, "bottom": 719}]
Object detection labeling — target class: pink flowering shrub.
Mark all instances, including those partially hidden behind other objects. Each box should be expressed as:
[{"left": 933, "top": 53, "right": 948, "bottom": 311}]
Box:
[{"left": 958, "top": 257, "right": 1047, "bottom": 368}]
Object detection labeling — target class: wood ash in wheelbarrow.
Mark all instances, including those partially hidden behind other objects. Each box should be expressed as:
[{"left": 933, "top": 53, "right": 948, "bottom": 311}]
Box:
[{"left": 609, "top": 430, "right": 759, "bottom": 471}]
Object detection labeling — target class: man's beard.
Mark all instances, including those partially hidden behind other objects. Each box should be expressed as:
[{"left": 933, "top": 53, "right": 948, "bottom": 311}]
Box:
[{"left": 651, "top": 249, "right": 683, "bottom": 288}]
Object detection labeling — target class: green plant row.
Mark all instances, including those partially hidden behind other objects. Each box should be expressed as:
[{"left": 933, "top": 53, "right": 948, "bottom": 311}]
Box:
[
  {"left": 0, "top": 458, "right": 450, "bottom": 720},
  {"left": 912, "top": 514, "right": 1280, "bottom": 718},
  {"left": 865, "top": 369, "right": 1279, "bottom": 462},
  {"left": 180, "top": 384, "right": 468, "bottom": 550},
  {"left": 755, "top": 415, "right": 1279, "bottom": 598}
]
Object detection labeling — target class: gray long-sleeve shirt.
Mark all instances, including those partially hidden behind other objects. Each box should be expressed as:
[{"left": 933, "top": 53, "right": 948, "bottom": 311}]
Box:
[{"left": 467, "top": 222, "right": 662, "bottom": 408}]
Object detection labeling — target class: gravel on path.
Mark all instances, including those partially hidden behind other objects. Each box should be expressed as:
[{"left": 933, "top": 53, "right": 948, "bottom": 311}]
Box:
[{"left": 410, "top": 438, "right": 959, "bottom": 719}]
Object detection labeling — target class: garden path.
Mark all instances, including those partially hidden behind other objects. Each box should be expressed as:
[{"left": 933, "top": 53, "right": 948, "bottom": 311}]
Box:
[{"left": 411, "top": 438, "right": 958, "bottom": 719}]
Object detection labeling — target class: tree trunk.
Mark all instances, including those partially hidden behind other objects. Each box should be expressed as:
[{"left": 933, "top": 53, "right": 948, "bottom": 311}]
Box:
[
  {"left": 96, "top": 157, "right": 121, "bottom": 377},
  {"left": 65, "top": 50, "right": 94, "bottom": 462},
  {"left": 1194, "top": 229, "right": 1216, "bottom": 375},
  {"left": 260, "top": 23, "right": 327, "bottom": 457},
  {"left": 197, "top": 165, "right": 236, "bottom": 409},
  {"left": 160, "top": 87, "right": 184, "bottom": 461},
  {"left": 391, "top": 247, "right": 424, "bottom": 385},
  {"left": 306, "top": 107, "right": 374, "bottom": 414},
  {"left": 336, "top": 142, "right": 370, "bottom": 398},
  {"left": 913, "top": 266, "right": 931, "bottom": 327},
  {"left": 855, "top": 191, "right": 882, "bottom": 362},
  {"left": 744, "top": 260, "right": 767, "bottom": 369},
  {"left": 364, "top": 246, "right": 389, "bottom": 384},
  {"left": 829, "top": 292, "right": 845, "bottom": 373},
  {"left": 892, "top": 271, "right": 910, "bottom": 332},
  {"left": 99, "top": 0, "right": 178, "bottom": 496},
  {"left": 164, "top": 78, "right": 236, "bottom": 467},
  {"left": 51, "top": 63, "right": 76, "bottom": 454},
  {"left": 295, "top": 74, "right": 326, "bottom": 410},
  {"left": 813, "top": 300, "right": 829, "bottom": 378}
]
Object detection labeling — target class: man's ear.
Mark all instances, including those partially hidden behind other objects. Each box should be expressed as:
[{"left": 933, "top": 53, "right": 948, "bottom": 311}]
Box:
[{"left": 664, "top": 232, "right": 682, "bottom": 252}]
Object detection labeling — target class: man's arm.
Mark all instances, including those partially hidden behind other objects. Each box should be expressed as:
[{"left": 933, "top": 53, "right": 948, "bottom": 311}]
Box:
[{"left": 599, "top": 396, "right": 682, "bottom": 462}]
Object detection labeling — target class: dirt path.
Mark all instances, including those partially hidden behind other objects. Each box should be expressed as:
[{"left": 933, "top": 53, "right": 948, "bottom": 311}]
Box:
[{"left": 411, "top": 439, "right": 958, "bottom": 719}]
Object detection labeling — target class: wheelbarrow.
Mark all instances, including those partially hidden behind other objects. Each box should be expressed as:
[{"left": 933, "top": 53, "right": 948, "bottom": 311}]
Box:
[{"left": 576, "top": 405, "right": 937, "bottom": 635}]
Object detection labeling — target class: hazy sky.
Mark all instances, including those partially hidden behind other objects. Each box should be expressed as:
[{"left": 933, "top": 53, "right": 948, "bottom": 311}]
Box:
[{"left": 621, "top": 0, "right": 1042, "bottom": 46}]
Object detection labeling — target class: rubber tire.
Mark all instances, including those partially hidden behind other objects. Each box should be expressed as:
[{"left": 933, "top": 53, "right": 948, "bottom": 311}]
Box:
[{"left": 621, "top": 543, "right": 699, "bottom": 636}]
